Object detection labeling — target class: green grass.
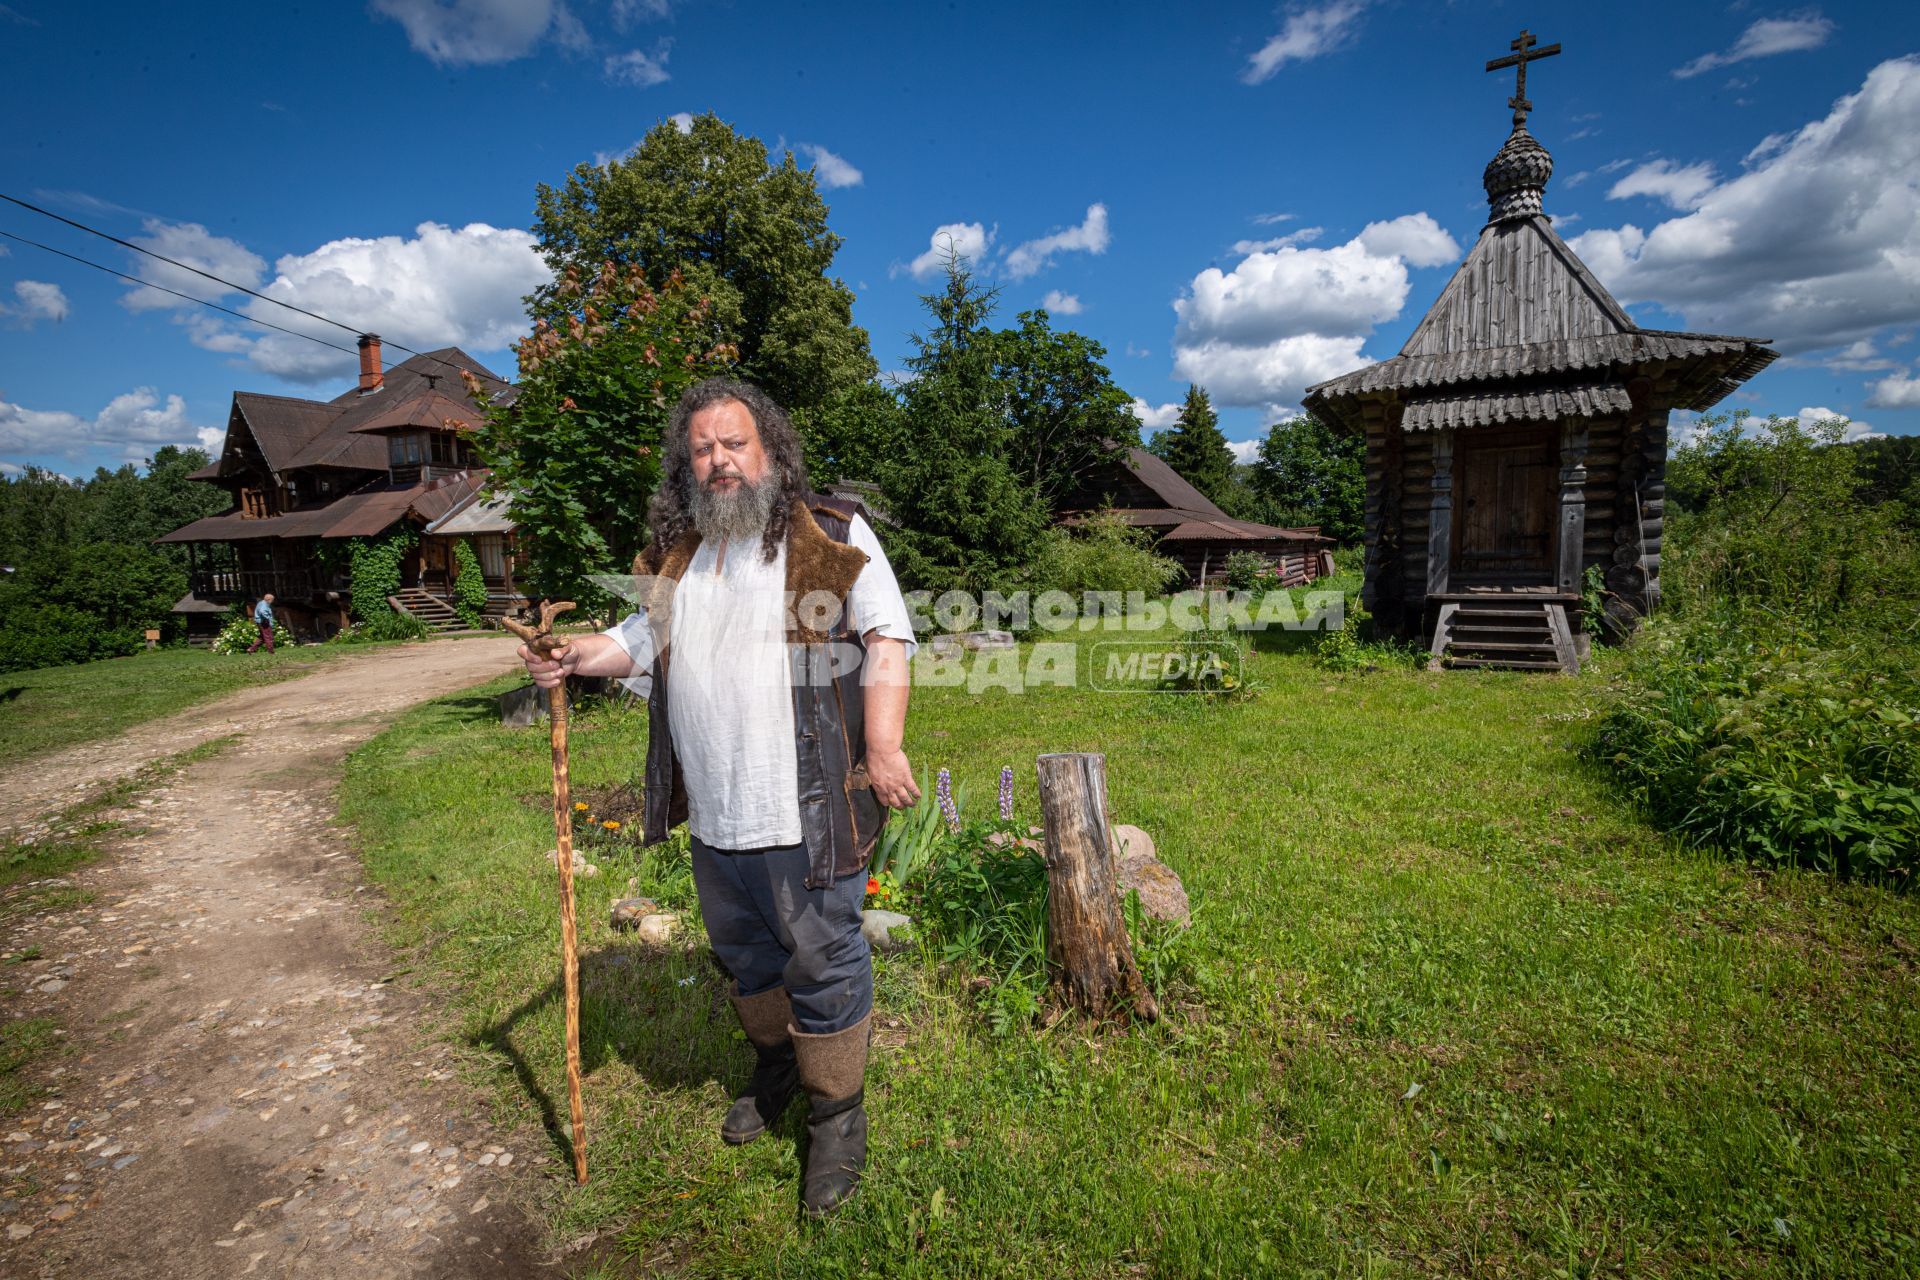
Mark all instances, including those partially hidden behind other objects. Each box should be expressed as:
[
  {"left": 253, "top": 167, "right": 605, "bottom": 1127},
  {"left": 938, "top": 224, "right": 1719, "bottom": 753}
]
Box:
[
  {"left": 338, "top": 624, "right": 1920, "bottom": 1278},
  {"left": 0, "top": 645, "right": 350, "bottom": 770}
]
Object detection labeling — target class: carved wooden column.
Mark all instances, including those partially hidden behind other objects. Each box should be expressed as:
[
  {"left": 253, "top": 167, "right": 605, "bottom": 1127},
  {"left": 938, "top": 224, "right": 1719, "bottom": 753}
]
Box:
[
  {"left": 1426, "top": 429, "right": 1454, "bottom": 599},
  {"left": 1556, "top": 418, "right": 1588, "bottom": 595}
]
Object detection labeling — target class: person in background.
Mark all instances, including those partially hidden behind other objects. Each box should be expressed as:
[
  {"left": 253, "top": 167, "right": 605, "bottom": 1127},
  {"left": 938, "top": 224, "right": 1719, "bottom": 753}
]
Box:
[{"left": 246, "top": 592, "right": 276, "bottom": 653}]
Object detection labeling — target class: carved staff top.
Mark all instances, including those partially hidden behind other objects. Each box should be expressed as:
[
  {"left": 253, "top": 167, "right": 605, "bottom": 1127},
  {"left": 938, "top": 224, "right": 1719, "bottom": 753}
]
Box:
[
  {"left": 1485, "top": 28, "right": 1561, "bottom": 129},
  {"left": 502, "top": 599, "right": 577, "bottom": 657}
]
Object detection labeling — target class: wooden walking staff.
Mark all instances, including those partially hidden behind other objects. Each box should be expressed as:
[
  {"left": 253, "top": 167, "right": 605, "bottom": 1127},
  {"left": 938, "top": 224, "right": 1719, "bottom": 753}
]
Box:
[{"left": 503, "top": 600, "right": 590, "bottom": 1185}]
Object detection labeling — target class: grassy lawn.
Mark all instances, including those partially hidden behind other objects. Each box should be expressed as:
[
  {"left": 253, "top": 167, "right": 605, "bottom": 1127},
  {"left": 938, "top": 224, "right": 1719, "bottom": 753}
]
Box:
[
  {"left": 338, "top": 618, "right": 1920, "bottom": 1278},
  {"left": 0, "top": 645, "right": 351, "bottom": 770}
]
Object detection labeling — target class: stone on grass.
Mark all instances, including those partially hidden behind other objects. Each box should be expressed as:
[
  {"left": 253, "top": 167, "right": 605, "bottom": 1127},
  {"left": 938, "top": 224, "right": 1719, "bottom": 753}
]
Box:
[
  {"left": 633, "top": 913, "right": 680, "bottom": 946},
  {"left": 609, "top": 898, "right": 661, "bottom": 931},
  {"left": 1110, "top": 825, "right": 1189, "bottom": 926},
  {"left": 861, "top": 909, "right": 913, "bottom": 952},
  {"left": 545, "top": 849, "right": 597, "bottom": 879}
]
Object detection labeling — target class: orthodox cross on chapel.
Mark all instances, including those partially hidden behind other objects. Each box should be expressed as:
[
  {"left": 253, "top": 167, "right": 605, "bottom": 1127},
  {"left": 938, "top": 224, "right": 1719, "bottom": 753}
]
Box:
[
  {"left": 1485, "top": 28, "right": 1560, "bottom": 128},
  {"left": 1302, "top": 25, "right": 1778, "bottom": 673}
]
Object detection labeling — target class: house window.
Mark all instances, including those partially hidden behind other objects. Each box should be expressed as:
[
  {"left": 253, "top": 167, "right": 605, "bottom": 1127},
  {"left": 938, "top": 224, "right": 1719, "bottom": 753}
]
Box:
[
  {"left": 388, "top": 433, "right": 427, "bottom": 467},
  {"left": 475, "top": 534, "right": 507, "bottom": 579}
]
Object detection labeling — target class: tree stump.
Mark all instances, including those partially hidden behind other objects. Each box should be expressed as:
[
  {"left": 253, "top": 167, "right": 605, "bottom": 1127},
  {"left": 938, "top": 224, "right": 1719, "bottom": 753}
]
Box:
[{"left": 1035, "top": 753, "right": 1160, "bottom": 1023}]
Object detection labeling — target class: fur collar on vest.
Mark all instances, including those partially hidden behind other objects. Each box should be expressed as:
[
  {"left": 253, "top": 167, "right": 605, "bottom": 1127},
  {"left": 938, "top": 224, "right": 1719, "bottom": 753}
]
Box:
[{"left": 634, "top": 498, "right": 870, "bottom": 644}]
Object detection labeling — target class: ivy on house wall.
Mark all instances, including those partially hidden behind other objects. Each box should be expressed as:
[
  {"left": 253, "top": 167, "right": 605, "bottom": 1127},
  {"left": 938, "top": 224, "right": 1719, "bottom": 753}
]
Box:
[
  {"left": 453, "top": 539, "right": 488, "bottom": 629},
  {"left": 348, "top": 528, "right": 419, "bottom": 622}
]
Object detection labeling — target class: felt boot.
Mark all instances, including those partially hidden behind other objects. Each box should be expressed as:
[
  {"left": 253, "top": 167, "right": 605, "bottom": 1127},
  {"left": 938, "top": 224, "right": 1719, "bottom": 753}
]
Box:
[
  {"left": 790, "top": 1012, "right": 871, "bottom": 1216},
  {"left": 722, "top": 987, "right": 799, "bottom": 1146}
]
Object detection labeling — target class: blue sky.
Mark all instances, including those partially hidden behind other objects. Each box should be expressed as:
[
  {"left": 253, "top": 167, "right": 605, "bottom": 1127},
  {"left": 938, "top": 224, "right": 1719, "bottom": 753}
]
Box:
[{"left": 2, "top": 0, "right": 1918, "bottom": 478}]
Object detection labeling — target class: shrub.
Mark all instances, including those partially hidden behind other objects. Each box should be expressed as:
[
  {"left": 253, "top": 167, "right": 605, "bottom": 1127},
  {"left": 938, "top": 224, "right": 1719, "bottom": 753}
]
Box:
[
  {"left": 1221, "top": 550, "right": 1274, "bottom": 593},
  {"left": 210, "top": 610, "right": 263, "bottom": 656},
  {"left": 1023, "top": 511, "right": 1183, "bottom": 598},
  {"left": 1589, "top": 619, "right": 1919, "bottom": 884},
  {"left": 329, "top": 609, "right": 430, "bottom": 644},
  {"left": 452, "top": 540, "right": 488, "bottom": 629},
  {"left": 0, "top": 604, "right": 143, "bottom": 673}
]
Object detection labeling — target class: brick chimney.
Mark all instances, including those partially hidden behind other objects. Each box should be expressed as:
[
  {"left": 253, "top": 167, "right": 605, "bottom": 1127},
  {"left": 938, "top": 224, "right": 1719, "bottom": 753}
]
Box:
[{"left": 357, "top": 334, "right": 383, "bottom": 393}]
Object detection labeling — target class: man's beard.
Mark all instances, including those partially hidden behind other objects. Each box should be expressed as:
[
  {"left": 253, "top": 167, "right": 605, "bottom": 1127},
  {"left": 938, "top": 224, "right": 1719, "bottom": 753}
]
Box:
[{"left": 689, "top": 466, "right": 780, "bottom": 545}]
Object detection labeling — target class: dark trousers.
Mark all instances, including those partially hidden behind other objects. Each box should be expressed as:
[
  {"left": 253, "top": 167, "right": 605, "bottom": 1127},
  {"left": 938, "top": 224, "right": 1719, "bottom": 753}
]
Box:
[
  {"left": 691, "top": 836, "right": 872, "bottom": 1035},
  {"left": 246, "top": 622, "right": 274, "bottom": 653}
]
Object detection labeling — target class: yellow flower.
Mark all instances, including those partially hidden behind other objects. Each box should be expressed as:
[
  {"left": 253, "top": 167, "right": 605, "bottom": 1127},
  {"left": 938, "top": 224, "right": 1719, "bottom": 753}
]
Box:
[
  {"left": 603, "top": 820, "right": 621, "bottom": 831},
  {"left": 574, "top": 802, "right": 589, "bottom": 811}
]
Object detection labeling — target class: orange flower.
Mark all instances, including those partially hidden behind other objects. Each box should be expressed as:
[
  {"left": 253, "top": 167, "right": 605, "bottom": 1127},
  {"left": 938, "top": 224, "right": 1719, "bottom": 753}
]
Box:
[
  {"left": 866, "top": 877, "right": 880, "bottom": 895},
  {"left": 603, "top": 820, "right": 621, "bottom": 831},
  {"left": 574, "top": 802, "right": 589, "bottom": 811}
]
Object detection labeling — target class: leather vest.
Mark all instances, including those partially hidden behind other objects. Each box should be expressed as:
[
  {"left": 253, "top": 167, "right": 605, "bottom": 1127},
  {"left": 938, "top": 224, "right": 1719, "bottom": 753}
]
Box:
[{"left": 639, "top": 496, "right": 887, "bottom": 888}]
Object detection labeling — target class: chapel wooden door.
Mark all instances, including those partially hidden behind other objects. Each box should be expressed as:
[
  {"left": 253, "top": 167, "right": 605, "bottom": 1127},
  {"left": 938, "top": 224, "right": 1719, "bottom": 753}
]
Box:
[{"left": 1453, "top": 428, "right": 1557, "bottom": 584}]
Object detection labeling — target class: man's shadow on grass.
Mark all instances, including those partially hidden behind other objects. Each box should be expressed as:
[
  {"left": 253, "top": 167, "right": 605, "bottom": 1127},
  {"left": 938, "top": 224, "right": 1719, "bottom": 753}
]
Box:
[{"left": 470, "top": 935, "right": 756, "bottom": 1171}]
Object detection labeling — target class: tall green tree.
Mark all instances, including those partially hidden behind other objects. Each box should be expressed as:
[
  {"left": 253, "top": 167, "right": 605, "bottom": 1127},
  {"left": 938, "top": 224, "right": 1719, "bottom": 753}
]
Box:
[
  {"left": 531, "top": 113, "right": 875, "bottom": 416},
  {"left": 873, "top": 263, "right": 1138, "bottom": 593},
  {"left": 471, "top": 262, "right": 739, "bottom": 612},
  {"left": 1251, "top": 414, "right": 1364, "bottom": 543},
  {"left": 1148, "top": 385, "right": 1235, "bottom": 505}
]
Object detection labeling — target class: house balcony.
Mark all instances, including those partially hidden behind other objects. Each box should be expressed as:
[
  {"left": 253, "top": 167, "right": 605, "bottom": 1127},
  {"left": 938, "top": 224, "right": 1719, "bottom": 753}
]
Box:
[{"left": 189, "top": 567, "right": 336, "bottom": 601}]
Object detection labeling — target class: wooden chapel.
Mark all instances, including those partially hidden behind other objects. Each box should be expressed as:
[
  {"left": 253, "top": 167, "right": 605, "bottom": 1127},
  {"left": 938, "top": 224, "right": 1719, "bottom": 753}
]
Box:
[{"left": 1303, "top": 31, "right": 1777, "bottom": 672}]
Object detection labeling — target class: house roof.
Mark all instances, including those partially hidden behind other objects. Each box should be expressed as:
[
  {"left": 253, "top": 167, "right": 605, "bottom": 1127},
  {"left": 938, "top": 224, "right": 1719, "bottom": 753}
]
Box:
[
  {"left": 194, "top": 349, "right": 507, "bottom": 479},
  {"left": 1304, "top": 211, "right": 1776, "bottom": 432},
  {"left": 1062, "top": 447, "right": 1330, "bottom": 545},
  {"left": 156, "top": 471, "right": 487, "bottom": 543},
  {"left": 348, "top": 388, "right": 484, "bottom": 435},
  {"left": 1402, "top": 382, "right": 1633, "bottom": 433},
  {"left": 427, "top": 487, "right": 516, "bottom": 535}
]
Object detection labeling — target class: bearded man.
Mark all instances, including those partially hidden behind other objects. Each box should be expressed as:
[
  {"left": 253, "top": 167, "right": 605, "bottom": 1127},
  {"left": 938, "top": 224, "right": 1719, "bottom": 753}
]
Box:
[{"left": 518, "top": 377, "right": 919, "bottom": 1215}]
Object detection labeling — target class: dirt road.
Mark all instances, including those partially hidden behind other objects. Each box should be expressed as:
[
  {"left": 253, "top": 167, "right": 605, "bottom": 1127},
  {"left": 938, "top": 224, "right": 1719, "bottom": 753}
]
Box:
[{"left": 1, "top": 637, "right": 566, "bottom": 1278}]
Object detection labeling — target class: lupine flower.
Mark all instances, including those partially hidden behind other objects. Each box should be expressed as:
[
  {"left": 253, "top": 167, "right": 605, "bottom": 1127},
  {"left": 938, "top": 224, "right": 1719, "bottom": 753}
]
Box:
[
  {"left": 937, "top": 768, "right": 958, "bottom": 832},
  {"left": 999, "top": 765, "right": 1014, "bottom": 822}
]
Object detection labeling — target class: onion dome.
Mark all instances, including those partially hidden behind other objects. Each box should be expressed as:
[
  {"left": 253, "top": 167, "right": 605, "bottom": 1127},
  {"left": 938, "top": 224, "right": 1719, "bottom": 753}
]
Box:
[{"left": 1483, "top": 124, "right": 1554, "bottom": 222}]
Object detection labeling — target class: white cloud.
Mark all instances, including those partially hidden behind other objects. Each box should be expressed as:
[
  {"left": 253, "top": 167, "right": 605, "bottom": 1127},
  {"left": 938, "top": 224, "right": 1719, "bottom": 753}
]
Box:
[
  {"left": 1786, "top": 404, "right": 1882, "bottom": 441},
  {"left": 1129, "top": 398, "right": 1181, "bottom": 430},
  {"left": 1354, "top": 213, "right": 1460, "bottom": 268},
  {"left": 799, "top": 144, "right": 863, "bottom": 189},
  {"left": 1172, "top": 214, "right": 1459, "bottom": 409},
  {"left": 611, "top": 0, "right": 672, "bottom": 26},
  {"left": 903, "top": 222, "right": 992, "bottom": 279},
  {"left": 1818, "top": 338, "right": 1896, "bottom": 372},
  {"left": 1228, "top": 438, "right": 1261, "bottom": 464},
  {"left": 1251, "top": 212, "right": 1296, "bottom": 226},
  {"left": 1569, "top": 58, "right": 1920, "bottom": 354},
  {"left": 1002, "top": 204, "right": 1110, "bottom": 281},
  {"left": 370, "top": 0, "right": 586, "bottom": 66},
  {"left": 1232, "top": 227, "right": 1323, "bottom": 254},
  {"left": 1125, "top": 342, "right": 1151, "bottom": 359},
  {"left": 669, "top": 110, "right": 693, "bottom": 133},
  {"left": 1041, "top": 290, "right": 1083, "bottom": 315},
  {"left": 0, "top": 461, "right": 21, "bottom": 477},
  {"left": 184, "top": 222, "right": 551, "bottom": 383},
  {"left": 1866, "top": 370, "right": 1920, "bottom": 408},
  {"left": 1674, "top": 14, "right": 1834, "bottom": 79},
  {"left": 0, "top": 388, "right": 214, "bottom": 464},
  {"left": 4, "top": 280, "right": 68, "bottom": 325},
  {"left": 1607, "top": 159, "right": 1720, "bottom": 210},
  {"left": 121, "top": 220, "right": 267, "bottom": 313},
  {"left": 1242, "top": 1, "right": 1366, "bottom": 85},
  {"left": 604, "top": 42, "right": 671, "bottom": 87}
]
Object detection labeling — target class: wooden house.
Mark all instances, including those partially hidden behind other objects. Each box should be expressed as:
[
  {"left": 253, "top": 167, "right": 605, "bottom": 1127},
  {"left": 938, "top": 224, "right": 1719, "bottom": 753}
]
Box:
[
  {"left": 1303, "top": 36, "right": 1775, "bottom": 672},
  {"left": 158, "top": 336, "right": 528, "bottom": 639},
  {"left": 1060, "top": 445, "right": 1333, "bottom": 586}
]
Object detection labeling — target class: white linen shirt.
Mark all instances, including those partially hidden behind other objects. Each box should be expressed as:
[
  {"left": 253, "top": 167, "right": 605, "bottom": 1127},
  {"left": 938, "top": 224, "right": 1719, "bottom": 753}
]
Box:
[{"left": 601, "top": 514, "right": 915, "bottom": 851}]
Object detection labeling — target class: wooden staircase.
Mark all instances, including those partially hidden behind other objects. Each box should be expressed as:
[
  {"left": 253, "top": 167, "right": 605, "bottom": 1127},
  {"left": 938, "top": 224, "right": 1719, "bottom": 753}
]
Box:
[
  {"left": 388, "top": 589, "right": 463, "bottom": 632},
  {"left": 1428, "top": 594, "right": 1580, "bottom": 674}
]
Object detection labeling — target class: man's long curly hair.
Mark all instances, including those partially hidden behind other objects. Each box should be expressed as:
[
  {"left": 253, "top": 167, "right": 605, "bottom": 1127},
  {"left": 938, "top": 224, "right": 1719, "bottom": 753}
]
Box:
[{"left": 646, "top": 377, "right": 812, "bottom": 563}]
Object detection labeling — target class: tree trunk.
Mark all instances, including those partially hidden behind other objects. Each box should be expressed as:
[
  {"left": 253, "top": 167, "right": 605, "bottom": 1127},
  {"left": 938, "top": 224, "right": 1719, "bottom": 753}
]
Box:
[{"left": 1035, "top": 753, "right": 1160, "bottom": 1024}]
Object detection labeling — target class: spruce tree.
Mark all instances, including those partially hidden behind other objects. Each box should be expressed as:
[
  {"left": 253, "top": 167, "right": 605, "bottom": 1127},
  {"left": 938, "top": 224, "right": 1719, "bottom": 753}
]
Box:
[{"left": 1153, "top": 385, "right": 1235, "bottom": 506}]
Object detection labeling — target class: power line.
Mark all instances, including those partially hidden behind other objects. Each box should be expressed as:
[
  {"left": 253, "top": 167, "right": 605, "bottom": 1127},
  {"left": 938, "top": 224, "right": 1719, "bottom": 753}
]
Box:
[
  {"left": 0, "top": 191, "right": 478, "bottom": 377},
  {"left": 0, "top": 227, "right": 363, "bottom": 358}
]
